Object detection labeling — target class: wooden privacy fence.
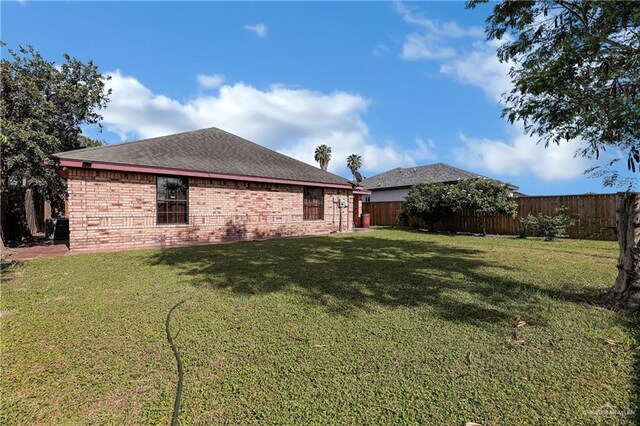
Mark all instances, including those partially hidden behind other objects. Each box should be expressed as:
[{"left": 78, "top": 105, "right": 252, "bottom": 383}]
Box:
[{"left": 362, "top": 193, "right": 619, "bottom": 241}]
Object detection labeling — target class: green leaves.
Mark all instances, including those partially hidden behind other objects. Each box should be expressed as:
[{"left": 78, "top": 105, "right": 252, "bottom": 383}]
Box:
[
  {"left": 448, "top": 179, "right": 518, "bottom": 219},
  {"left": 399, "top": 179, "right": 517, "bottom": 230},
  {"left": 1, "top": 44, "right": 110, "bottom": 202},
  {"left": 400, "top": 182, "right": 452, "bottom": 229},
  {"left": 521, "top": 206, "right": 575, "bottom": 241},
  {"left": 473, "top": 1, "right": 640, "bottom": 185},
  {"left": 314, "top": 144, "right": 332, "bottom": 171},
  {"left": 346, "top": 154, "right": 363, "bottom": 180}
]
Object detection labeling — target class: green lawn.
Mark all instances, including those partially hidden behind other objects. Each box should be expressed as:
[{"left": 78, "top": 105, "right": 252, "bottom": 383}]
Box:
[{"left": 1, "top": 230, "right": 638, "bottom": 425}]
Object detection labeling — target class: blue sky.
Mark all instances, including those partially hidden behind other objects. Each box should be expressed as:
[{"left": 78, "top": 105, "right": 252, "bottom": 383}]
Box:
[{"left": 3, "top": 1, "right": 628, "bottom": 194}]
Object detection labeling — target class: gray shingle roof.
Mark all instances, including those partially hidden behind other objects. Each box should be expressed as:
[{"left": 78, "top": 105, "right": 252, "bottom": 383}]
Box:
[
  {"left": 362, "top": 163, "right": 517, "bottom": 190},
  {"left": 54, "top": 127, "right": 351, "bottom": 186}
]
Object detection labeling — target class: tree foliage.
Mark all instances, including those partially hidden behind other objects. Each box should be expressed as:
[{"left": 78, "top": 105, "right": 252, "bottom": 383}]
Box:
[
  {"left": 399, "top": 183, "right": 453, "bottom": 230},
  {"left": 1, "top": 45, "right": 110, "bottom": 239},
  {"left": 467, "top": 1, "right": 640, "bottom": 184},
  {"left": 314, "top": 144, "right": 332, "bottom": 171},
  {"left": 468, "top": 1, "right": 640, "bottom": 309},
  {"left": 346, "top": 154, "right": 362, "bottom": 180},
  {"left": 399, "top": 179, "right": 517, "bottom": 233},
  {"left": 448, "top": 179, "right": 518, "bottom": 218},
  {"left": 521, "top": 206, "right": 575, "bottom": 241}
]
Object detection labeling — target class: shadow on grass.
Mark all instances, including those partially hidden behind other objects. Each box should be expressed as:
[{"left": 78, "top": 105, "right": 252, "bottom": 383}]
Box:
[
  {"left": 1, "top": 260, "right": 25, "bottom": 282},
  {"left": 146, "top": 230, "right": 640, "bottom": 417},
  {"left": 146, "top": 231, "right": 609, "bottom": 325}
]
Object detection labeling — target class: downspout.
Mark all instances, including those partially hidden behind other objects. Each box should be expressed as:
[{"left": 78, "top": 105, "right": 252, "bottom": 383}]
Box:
[{"left": 332, "top": 196, "right": 336, "bottom": 231}]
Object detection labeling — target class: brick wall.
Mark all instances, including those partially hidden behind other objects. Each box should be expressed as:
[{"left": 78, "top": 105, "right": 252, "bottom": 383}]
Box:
[{"left": 66, "top": 168, "right": 354, "bottom": 251}]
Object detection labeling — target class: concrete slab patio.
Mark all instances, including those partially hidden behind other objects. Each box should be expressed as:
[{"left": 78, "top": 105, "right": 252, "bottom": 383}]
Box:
[{"left": 2, "top": 240, "right": 69, "bottom": 261}]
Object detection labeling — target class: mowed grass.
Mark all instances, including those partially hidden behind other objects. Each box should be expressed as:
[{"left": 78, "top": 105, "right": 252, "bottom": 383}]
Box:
[{"left": 1, "top": 229, "right": 638, "bottom": 425}]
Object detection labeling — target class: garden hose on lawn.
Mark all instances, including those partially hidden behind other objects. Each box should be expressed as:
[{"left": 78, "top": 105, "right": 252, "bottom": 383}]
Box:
[{"left": 166, "top": 300, "right": 187, "bottom": 426}]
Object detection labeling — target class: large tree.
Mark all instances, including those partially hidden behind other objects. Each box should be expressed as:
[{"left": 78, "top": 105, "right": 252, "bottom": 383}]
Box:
[
  {"left": 1, "top": 45, "right": 110, "bottom": 242},
  {"left": 468, "top": 1, "right": 640, "bottom": 311}
]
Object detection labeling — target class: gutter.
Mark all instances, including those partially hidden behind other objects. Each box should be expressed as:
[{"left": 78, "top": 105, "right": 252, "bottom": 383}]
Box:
[{"left": 352, "top": 187, "right": 372, "bottom": 195}]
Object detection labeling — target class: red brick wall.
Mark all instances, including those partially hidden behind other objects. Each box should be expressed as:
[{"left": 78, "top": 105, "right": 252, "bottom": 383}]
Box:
[{"left": 67, "top": 168, "right": 354, "bottom": 251}]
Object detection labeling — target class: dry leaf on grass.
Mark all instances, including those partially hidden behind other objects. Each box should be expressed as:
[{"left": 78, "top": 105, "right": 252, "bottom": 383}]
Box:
[
  {"left": 515, "top": 315, "right": 526, "bottom": 327},
  {"left": 465, "top": 422, "right": 483, "bottom": 426},
  {"left": 604, "top": 338, "right": 617, "bottom": 346},
  {"left": 312, "top": 344, "right": 328, "bottom": 349},
  {"left": 513, "top": 330, "right": 525, "bottom": 347},
  {"left": 549, "top": 339, "right": 559, "bottom": 350}
]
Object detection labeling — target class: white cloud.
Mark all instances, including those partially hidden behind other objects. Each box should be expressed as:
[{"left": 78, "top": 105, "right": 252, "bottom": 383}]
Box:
[
  {"left": 395, "top": 1, "right": 483, "bottom": 61},
  {"left": 394, "top": 2, "right": 483, "bottom": 38},
  {"left": 437, "top": 37, "right": 591, "bottom": 181},
  {"left": 373, "top": 43, "right": 390, "bottom": 57},
  {"left": 282, "top": 135, "right": 437, "bottom": 174},
  {"left": 395, "top": 2, "right": 591, "bottom": 181},
  {"left": 453, "top": 127, "right": 594, "bottom": 181},
  {"left": 440, "top": 40, "right": 512, "bottom": 103},
  {"left": 395, "top": 1, "right": 508, "bottom": 99},
  {"left": 444, "top": 45, "right": 592, "bottom": 181},
  {"left": 197, "top": 74, "right": 224, "bottom": 89},
  {"left": 244, "top": 23, "right": 268, "bottom": 38},
  {"left": 102, "top": 70, "right": 431, "bottom": 177},
  {"left": 402, "top": 34, "right": 457, "bottom": 60}
]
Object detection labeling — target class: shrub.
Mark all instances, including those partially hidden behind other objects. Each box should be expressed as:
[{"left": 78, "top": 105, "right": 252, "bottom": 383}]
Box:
[
  {"left": 447, "top": 179, "right": 518, "bottom": 235},
  {"left": 521, "top": 206, "right": 575, "bottom": 241},
  {"left": 397, "top": 183, "right": 453, "bottom": 231},
  {"left": 397, "top": 179, "right": 518, "bottom": 234},
  {"left": 396, "top": 209, "right": 414, "bottom": 228}
]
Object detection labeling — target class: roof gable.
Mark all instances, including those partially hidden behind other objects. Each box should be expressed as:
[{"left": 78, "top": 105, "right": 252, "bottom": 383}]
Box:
[{"left": 54, "top": 127, "right": 351, "bottom": 187}]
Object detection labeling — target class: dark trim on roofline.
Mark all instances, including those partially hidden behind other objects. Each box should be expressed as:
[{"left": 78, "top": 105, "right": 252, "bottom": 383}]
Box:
[{"left": 58, "top": 159, "right": 354, "bottom": 190}]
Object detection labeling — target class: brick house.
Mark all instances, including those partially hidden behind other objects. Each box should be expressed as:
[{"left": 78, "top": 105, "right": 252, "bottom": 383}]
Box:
[{"left": 54, "top": 127, "right": 369, "bottom": 252}]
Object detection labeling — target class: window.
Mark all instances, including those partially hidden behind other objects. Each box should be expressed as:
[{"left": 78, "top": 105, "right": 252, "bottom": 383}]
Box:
[
  {"left": 303, "top": 187, "right": 324, "bottom": 220},
  {"left": 157, "top": 176, "right": 188, "bottom": 225}
]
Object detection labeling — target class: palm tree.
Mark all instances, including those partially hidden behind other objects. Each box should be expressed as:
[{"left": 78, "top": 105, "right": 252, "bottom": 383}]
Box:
[
  {"left": 314, "top": 145, "right": 332, "bottom": 171},
  {"left": 347, "top": 154, "right": 363, "bottom": 181}
]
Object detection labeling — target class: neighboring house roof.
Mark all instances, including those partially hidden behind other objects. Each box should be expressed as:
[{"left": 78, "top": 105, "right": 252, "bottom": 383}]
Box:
[
  {"left": 54, "top": 127, "right": 352, "bottom": 188},
  {"left": 362, "top": 163, "right": 518, "bottom": 191}
]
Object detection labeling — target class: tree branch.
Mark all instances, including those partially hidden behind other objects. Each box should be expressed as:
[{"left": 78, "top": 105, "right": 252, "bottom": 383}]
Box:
[{"left": 555, "top": 0, "right": 637, "bottom": 52}]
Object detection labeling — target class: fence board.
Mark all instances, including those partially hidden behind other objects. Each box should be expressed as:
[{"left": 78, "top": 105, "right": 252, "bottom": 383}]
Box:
[{"left": 362, "top": 193, "right": 619, "bottom": 241}]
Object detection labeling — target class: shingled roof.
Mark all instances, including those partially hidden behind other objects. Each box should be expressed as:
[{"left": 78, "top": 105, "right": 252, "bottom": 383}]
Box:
[
  {"left": 362, "top": 163, "right": 517, "bottom": 190},
  {"left": 54, "top": 127, "right": 352, "bottom": 187}
]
